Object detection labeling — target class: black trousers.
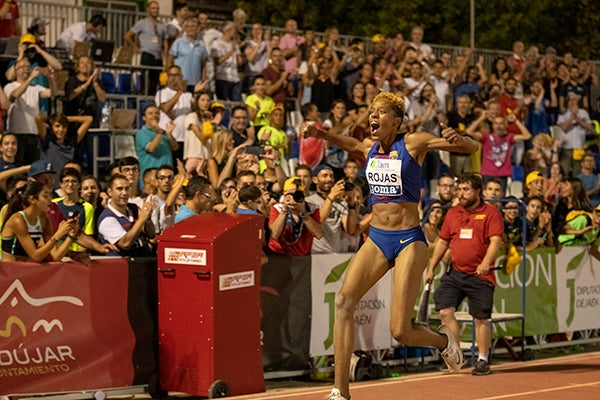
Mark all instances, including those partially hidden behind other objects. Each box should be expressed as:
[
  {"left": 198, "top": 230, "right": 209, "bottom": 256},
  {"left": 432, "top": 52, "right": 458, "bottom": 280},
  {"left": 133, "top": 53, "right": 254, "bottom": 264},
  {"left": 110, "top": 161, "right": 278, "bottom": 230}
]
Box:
[{"left": 140, "top": 52, "right": 163, "bottom": 96}]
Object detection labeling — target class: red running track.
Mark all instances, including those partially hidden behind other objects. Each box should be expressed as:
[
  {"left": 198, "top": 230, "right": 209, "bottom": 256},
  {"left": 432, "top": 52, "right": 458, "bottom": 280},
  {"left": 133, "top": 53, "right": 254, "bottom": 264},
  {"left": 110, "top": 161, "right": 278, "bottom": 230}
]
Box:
[{"left": 227, "top": 351, "right": 600, "bottom": 400}]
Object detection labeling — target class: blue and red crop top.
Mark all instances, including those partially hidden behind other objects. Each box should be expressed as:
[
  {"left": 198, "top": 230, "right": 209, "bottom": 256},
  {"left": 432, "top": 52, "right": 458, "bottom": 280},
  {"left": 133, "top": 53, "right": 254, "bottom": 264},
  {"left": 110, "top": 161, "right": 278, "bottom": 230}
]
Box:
[{"left": 365, "top": 134, "right": 422, "bottom": 205}]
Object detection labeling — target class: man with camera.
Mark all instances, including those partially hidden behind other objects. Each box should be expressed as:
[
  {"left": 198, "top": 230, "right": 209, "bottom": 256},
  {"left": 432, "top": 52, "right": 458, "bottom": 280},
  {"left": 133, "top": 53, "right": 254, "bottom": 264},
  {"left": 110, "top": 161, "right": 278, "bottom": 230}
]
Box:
[
  {"left": 4, "top": 56, "right": 56, "bottom": 165},
  {"left": 306, "top": 164, "right": 358, "bottom": 254},
  {"left": 5, "top": 33, "right": 63, "bottom": 83},
  {"left": 268, "top": 176, "right": 323, "bottom": 256}
]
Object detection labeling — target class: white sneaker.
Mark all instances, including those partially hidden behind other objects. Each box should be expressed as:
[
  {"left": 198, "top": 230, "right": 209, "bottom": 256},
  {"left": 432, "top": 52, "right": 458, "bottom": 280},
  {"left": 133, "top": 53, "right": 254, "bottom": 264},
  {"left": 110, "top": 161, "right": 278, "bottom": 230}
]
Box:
[
  {"left": 325, "top": 388, "right": 350, "bottom": 400},
  {"left": 438, "top": 325, "right": 464, "bottom": 373}
]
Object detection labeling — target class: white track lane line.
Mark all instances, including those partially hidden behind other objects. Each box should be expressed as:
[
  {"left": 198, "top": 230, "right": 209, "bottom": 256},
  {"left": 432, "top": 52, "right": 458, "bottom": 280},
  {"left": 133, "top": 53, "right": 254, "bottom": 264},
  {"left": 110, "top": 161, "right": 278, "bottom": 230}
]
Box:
[{"left": 475, "top": 381, "right": 600, "bottom": 400}]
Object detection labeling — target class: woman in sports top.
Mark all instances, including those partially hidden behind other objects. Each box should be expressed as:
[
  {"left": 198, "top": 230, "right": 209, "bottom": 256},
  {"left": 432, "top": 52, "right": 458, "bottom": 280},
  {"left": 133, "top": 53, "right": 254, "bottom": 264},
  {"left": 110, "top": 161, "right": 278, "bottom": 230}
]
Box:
[{"left": 304, "top": 91, "right": 478, "bottom": 400}]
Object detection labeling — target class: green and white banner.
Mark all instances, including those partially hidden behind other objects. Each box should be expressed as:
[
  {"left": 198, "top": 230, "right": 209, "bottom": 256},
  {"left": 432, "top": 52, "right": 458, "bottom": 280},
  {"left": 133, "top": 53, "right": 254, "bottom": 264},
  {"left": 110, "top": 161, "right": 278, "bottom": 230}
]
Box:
[
  {"left": 485, "top": 246, "right": 600, "bottom": 336},
  {"left": 309, "top": 247, "right": 600, "bottom": 355},
  {"left": 310, "top": 254, "right": 392, "bottom": 356}
]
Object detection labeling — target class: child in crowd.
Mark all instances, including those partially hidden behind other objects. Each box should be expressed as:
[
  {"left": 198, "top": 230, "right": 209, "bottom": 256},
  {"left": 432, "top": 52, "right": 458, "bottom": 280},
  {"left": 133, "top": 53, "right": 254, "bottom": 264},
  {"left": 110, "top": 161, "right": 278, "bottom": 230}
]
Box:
[
  {"left": 184, "top": 92, "right": 213, "bottom": 174},
  {"left": 36, "top": 112, "right": 93, "bottom": 189},
  {"left": 257, "top": 104, "right": 287, "bottom": 170},
  {"left": 245, "top": 75, "right": 275, "bottom": 132}
]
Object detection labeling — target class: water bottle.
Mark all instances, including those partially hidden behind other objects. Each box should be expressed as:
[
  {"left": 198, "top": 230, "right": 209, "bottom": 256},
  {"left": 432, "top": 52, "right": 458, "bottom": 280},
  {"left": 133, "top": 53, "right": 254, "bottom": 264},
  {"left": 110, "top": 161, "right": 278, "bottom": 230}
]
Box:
[{"left": 100, "top": 102, "right": 111, "bottom": 129}]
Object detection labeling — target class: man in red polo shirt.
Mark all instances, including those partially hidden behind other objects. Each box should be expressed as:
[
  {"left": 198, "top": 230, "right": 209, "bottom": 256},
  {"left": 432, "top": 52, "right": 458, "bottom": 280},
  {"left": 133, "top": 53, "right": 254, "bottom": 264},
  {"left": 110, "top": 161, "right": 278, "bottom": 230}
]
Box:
[{"left": 426, "top": 172, "right": 504, "bottom": 376}]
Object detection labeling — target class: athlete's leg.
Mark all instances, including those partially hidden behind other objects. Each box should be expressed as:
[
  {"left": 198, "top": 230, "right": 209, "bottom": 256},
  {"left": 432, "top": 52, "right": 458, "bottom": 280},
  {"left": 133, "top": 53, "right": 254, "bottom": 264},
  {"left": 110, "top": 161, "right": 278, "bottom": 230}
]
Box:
[
  {"left": 389, "top": 241, "right": 446, "bottom": 348},
  {"left": 332, "top": 239, "right": 390, "bottom": 399}
]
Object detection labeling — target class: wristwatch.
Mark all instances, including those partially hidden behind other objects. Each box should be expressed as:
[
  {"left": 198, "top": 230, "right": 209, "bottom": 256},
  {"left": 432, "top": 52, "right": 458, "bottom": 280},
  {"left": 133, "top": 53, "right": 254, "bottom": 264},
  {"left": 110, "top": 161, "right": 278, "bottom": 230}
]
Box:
[{"left": 273, "top": 159, "right": 281, "bottom": 166}]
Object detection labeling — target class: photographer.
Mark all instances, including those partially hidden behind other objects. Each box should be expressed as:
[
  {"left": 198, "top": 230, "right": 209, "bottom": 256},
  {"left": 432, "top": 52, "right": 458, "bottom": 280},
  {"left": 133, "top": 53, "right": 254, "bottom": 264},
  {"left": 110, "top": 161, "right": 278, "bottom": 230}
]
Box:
[
  {"left": 4, "top": 57, "right": 56, "bottom": 165},
  {"left": 268, "top": 176, "right": 323, "bottom": 256},
  {"left": 5, "top": 33, "right": 63, "bottom": 83},
  {"left": 306, "top": 164, "right": 358, "bottom": 253}
]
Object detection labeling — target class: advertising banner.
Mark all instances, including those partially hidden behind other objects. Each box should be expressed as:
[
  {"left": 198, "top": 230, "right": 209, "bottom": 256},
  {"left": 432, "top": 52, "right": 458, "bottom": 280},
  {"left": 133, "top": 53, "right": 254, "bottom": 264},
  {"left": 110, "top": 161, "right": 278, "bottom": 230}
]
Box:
[
  {"left": 555, "top": 247, "right": 600, "bottom": 332},
  {"left": 0, "top": 259, "right": 136, "bottom": 396},
  {"left": 421, "top": 247, "right": 600, "bottom": 337},
  {"left": 310, "top": 254, "right": 392, "bottom": 356}
]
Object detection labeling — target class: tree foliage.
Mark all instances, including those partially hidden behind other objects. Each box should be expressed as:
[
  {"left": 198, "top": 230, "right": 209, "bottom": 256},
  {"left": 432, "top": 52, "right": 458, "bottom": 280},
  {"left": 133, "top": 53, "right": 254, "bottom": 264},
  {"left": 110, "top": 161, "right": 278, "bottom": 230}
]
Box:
[{"left": 237, "top": 0, "right": 600, "bottom": 59}]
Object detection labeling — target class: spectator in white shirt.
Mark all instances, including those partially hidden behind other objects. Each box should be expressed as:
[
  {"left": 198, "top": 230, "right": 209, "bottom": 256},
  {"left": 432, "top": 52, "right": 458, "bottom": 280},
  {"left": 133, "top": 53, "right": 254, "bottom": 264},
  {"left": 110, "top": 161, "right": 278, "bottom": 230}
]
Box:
[
  {"left": 56, "top": 14, "right": 106, "bottom": 57},
  {"left": 4, "top": 58, "right": 55, "bottom": 165},
  {"left": 166, "top": 2, "right": 188, "bottom": 45},
  {"left": 155, "top": 65, "right": 193, "bottom": 162},
  {"left": 210, "top": 21, "right": 243, "bottom": 101}
]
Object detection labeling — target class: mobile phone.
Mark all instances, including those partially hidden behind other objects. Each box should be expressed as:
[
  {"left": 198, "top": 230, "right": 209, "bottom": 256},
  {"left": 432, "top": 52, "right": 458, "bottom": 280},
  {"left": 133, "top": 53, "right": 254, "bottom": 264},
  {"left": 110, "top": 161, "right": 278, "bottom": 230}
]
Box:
[
  {"left": 71, "top": 209, "right": 80, "bottom": 219},
  {"left": 245, "top": 145, "right": 265, "bottom": 155}
]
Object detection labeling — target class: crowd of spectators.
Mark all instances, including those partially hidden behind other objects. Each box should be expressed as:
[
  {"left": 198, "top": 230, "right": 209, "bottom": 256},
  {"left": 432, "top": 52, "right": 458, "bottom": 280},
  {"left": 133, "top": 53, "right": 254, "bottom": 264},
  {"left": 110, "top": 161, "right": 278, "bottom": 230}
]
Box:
[{"left": 1, "top": 0, "right": 600, "bottom": 261}]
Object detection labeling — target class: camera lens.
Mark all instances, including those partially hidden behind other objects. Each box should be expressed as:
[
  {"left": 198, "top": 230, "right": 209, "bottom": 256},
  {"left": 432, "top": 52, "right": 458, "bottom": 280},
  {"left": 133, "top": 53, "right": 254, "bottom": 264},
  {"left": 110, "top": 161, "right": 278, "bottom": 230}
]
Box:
[
  {"left": 292, "top": 190, "right": 304, "bottom": 202},
  {"left": 344, "top": 180, "right": 354, "bottom": 191},
  {"left": 25, "top": 47, "right": 37, "bottom": 58}
]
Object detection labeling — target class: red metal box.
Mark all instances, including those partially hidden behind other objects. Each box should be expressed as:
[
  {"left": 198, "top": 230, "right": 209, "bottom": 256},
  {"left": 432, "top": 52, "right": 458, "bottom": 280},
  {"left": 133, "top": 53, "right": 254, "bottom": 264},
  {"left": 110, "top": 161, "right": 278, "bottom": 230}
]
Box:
[{"left": 157, "top": 212, "right": 265, "bottom": 397}]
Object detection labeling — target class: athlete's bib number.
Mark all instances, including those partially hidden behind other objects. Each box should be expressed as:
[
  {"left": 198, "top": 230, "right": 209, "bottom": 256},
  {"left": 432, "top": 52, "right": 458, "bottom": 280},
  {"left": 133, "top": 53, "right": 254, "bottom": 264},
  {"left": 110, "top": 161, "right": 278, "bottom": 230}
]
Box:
[{"left": 366, "top": 158, "right": 403, "bottom": 196}]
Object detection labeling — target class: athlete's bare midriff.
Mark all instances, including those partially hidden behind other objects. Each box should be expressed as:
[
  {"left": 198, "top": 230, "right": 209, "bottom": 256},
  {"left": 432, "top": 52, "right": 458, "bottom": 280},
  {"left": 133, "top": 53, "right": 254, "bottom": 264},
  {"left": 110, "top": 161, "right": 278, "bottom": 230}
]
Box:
[{"left": 370, "top": 202, "right": 421, "bottom": 231}]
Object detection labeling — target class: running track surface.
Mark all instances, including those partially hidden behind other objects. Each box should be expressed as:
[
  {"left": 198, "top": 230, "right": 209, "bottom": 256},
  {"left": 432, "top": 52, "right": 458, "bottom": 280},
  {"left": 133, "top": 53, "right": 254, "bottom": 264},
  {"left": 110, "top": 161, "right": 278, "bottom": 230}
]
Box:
[{"left": 226, "top": 351, "right": 600, "bottom": 400}]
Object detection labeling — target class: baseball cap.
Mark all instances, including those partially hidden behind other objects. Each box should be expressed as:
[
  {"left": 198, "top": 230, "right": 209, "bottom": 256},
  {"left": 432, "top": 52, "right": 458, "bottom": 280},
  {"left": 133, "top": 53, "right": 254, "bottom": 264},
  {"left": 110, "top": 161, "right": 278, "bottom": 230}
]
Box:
[
  {"left": 372, "top": 34, "right": 385, "bottom": 43},
  {"left": 28, "top": 18, "right": 49, "bottom": 30},
  {"left": 313, "top": 164, "right": 333, "bottom": 177},
  {"left": 28, "top": 160, "right": 55, "bottom": 177},
  {"left": 19, "top": 33, "right": 36, "bottom": 45},
  {"left": 210, "top": 102, "right": 225, "bottom": 111},
  {"left": 283, "top": 176, "right": 305, "bottom": 193},
  {"left": 525, "top": 171, "right": 544, "bottom": 186}
]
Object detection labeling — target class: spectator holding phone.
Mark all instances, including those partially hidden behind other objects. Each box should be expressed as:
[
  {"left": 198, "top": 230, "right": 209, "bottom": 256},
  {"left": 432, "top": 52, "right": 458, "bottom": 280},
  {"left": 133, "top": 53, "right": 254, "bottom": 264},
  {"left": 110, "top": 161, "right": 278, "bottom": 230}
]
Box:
[
  {"left": 4, "top": 57, "right": 56, "bottom": 165},
  {"left": 1, "top": 180, "right": 77, "bottom": 262},
  {"left": 306, "top": 164, "right": 358, "bottom": 254}
]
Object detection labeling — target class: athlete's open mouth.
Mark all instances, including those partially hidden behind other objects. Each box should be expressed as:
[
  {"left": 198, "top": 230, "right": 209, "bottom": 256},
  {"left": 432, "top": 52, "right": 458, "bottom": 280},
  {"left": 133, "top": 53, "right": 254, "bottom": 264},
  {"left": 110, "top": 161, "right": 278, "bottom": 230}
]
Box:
[{"left": 370, "top": 121, "right": 380, "bottom": 133}]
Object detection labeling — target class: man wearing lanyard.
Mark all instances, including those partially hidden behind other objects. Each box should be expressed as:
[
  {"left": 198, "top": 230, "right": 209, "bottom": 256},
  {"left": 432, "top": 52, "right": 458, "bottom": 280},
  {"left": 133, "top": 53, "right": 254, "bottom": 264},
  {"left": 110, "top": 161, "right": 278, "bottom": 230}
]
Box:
[
  {"left": 426, "top": 172, "right": 504, "bottom": 376},
  {"left": 124, "top": 0, "right": 168, "bottom": 95}
]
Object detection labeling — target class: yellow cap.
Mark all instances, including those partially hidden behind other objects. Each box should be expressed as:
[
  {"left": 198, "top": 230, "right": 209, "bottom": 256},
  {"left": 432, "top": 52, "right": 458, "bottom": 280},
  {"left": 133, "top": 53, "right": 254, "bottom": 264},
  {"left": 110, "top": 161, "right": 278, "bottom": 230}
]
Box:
[
  {"left": 372, "top": 34, "right": 385, "bottom": 43},
  {"left": 283, "top": 176, "right": 305, "bottom": 193},
  {"left": 210, "top": 102, "right": 225, "bottom": 110},
  {"left": 20, "top": 34, "right": 36, "bottom": 45},
  {"left": 525, "top": 171, "right": 544, "bottom": 186}
]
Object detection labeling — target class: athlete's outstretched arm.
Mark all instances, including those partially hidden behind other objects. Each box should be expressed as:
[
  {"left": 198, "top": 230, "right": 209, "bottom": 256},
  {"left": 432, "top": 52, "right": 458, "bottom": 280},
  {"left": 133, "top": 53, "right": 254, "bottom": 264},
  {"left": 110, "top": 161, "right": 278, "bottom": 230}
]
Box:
[{"left": 303, "top": 124, "right": 371, "bottom": 159}]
